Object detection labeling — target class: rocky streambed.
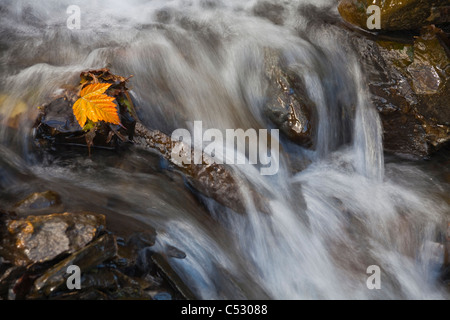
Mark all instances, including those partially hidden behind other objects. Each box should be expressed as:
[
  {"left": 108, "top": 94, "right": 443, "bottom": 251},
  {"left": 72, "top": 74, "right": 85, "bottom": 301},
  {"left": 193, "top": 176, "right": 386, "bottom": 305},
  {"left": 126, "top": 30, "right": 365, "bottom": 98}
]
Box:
[{"left": 0, "top": 190, "right": 195, "bottom": 300}]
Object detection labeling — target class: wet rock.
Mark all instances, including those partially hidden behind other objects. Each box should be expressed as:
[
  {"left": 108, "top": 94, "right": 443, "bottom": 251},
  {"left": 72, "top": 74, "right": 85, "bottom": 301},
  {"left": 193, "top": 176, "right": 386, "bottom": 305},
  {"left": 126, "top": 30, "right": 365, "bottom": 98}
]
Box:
[
  {"left": 74, "top": 267, "right": 150, "bottom": 299},
  {"left": 1, "top": 205, "right": 189, "bottom": 300},
  {"left": 54, "top": 288, "right": 109, "bottom": 300},
  {"left": 31, "top": 233, "right": 117, "bottom": 297},
  {"left": 0, "top": 260, "right": 56, "bottom": 299},
  {"left": 1, "top": 212, "right": 105, "bottom": 266},
  {"left": 127, "top": 232, "right": 157, "bottom": 251},
  {"left": 117, "top": 231, "right": 158, "bottom": 265},
  {"left": 10, "top": 269, "right": 41, "bottom": 300},
  {"left": 338, "top": 0, "right": 450, "bottom": 31},
  {"left": 0, "top": 266, "right": 26, "bottom": 299},
  {"left": 406, "top": 26, "right": 449, "bottom": 94},
  {"left": 80, "top": 269, "right": 119, "bottom": 292},
  {"left": 13, "top": 190, "right": 62, "bottom": 214},
  {"left": 166, "top": 245, "right": 186, "bottom": 259},
  {"left": 34, "top": 68, "right": 136, "bottom": 151},
  {"left": 151, "top": 253, "right": 196, "bottom": 300},
  {"left": 351, "top": 26, "right": 450, "bottom": 157},
  {"left": 263, "top": 48, "right": 316, "bottom": 148},
  {"left": 107, "top": 269, "right": 149, "bottom": 299},
  {"left": 133, "top": 122, "right": 263, "bottom": 214}
]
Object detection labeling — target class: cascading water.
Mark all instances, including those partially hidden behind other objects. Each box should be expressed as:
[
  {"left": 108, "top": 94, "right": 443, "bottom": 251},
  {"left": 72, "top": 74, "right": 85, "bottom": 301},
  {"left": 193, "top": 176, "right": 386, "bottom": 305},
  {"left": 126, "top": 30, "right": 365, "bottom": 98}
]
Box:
[{"left": 0, "top": 0, "right": 448, "bottom": 299}]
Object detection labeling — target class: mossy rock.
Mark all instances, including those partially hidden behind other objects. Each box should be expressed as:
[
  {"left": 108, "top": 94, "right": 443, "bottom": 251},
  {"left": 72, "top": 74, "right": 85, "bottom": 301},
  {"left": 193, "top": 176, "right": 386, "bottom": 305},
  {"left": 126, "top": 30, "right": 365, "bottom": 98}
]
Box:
[
  {"left": 352, "top": 25, "right": 450, "bottom": 157},
  {"left": 338, "top": 0, "right": 450, "bottom": 31}
]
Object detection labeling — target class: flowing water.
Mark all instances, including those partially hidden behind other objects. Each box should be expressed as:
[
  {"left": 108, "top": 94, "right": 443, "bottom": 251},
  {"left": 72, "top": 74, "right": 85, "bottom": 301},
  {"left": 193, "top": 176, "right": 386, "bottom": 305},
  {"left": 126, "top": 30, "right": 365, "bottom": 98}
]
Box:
[{"left": 0, "top": 0, "right": 449, "bottom": 299}]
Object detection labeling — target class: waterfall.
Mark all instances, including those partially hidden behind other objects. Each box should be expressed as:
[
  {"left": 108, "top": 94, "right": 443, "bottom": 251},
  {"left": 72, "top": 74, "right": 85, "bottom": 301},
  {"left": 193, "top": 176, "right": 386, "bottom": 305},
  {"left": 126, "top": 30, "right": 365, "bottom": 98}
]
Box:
[{"left": 0, "top": 0, "right": 448, "bottom": 299}]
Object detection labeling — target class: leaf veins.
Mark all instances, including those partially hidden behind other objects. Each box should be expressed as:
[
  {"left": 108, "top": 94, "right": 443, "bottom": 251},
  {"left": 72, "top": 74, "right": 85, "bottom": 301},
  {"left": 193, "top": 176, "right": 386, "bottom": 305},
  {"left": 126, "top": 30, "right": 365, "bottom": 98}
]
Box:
[{"left": 73, "top": 83, "right": 120, "bottom": 128}]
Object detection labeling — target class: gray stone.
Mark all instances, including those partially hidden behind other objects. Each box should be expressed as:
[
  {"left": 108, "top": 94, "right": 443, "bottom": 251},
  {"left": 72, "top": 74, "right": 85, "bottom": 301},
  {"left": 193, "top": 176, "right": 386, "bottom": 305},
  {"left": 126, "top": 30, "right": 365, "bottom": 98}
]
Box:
[{"left": 2, "top": 212, "right": 106, "bottom": 266}]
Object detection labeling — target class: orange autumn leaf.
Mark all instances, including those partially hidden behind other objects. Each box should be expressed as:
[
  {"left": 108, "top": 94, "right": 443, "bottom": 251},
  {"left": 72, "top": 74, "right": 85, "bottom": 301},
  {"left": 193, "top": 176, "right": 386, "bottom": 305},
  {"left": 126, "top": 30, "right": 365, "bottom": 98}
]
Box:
[{"left": 73, "top": 83, "right": 120, "bottom": 128}]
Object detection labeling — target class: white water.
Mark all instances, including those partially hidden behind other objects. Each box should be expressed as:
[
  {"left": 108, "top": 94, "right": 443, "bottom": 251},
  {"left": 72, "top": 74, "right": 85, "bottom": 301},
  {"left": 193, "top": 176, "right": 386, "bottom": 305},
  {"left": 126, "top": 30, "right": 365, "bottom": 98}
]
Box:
[{"left": 0, "top": 0, "right": 448, "bottom": 299}]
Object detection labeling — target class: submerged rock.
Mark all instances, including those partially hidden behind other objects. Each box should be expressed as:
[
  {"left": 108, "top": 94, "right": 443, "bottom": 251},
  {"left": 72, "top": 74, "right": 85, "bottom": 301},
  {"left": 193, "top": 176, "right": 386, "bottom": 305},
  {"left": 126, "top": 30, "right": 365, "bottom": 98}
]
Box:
[
  {"left": 338, "top": 0, "right": 450, "bottom": 31},
  {"left": 13, "top": 190, "right": 62, "bottom": 214},
  {"left": 0, "top": 94, "right": 31, "bottom": 129},
  {"left": 1, "top": 212, "right": 105, "bottom": 266},
  {"left": 127, "top": 232, "right": 157, "bottom": 252},
  {"left": 118, "top": 231, "right": 158, "bottom": 264}
]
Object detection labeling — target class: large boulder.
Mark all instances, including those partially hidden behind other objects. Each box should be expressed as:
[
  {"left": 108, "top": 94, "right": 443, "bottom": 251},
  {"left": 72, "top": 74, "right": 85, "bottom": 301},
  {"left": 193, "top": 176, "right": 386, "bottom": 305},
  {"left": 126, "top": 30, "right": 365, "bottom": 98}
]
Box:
[
  {"left": 352, "top": 26, "right": 450, "bottom": 157},
  {"left": 338, "top": 0, "right": 450, "bottom": 31}
]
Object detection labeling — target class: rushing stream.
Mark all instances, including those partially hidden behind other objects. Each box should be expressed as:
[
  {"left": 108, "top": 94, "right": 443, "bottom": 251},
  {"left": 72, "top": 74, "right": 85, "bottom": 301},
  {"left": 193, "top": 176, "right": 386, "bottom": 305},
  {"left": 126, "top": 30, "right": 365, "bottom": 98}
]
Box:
[{"left": 0, "top": 0, "right": 449, "bottom": 299}]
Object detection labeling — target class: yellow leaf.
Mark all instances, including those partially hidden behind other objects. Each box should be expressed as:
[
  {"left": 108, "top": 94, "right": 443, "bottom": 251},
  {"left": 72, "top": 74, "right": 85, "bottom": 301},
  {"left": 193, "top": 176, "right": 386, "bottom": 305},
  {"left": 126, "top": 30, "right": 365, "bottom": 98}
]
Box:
[
  {"left": 80, "top": 83, "right": 111, "bottom": 98},
  {"left": 73, "top": 83, "right": 120, "bottom": 128}
]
